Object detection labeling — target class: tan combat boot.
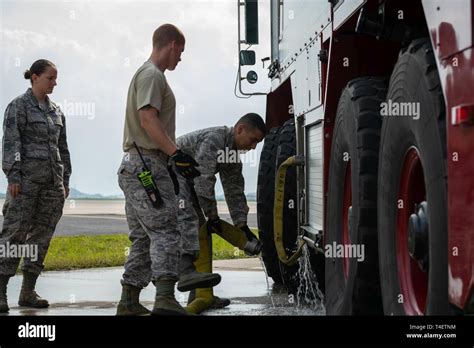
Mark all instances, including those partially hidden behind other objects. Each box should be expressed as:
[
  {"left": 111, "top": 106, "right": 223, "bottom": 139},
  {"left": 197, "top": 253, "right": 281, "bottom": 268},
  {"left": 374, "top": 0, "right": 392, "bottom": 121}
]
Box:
[
  {"left": 116, "top": 284, "right": 151, "bottom": 316},
  {"left": 152, "top": 295, "right": 189, "bottom": 315},
  {"left": 18, "top": 272, "right": 49, "bottom": 308},
  {"left": 151, "top": 279, "right": 188, "bottom": 316}
]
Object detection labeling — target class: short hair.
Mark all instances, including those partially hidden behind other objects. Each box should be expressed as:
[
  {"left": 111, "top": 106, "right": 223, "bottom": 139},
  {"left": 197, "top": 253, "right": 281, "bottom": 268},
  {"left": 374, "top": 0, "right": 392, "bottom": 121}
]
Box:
[
  {"left": 24, "top": 59, "right": 56, "bottom": 83},
  {"left": 235, "top": 113, "right": 267, "bottom": 135},
  {"left": 152, "top": 24, "right": 185, "bottom": 49}
]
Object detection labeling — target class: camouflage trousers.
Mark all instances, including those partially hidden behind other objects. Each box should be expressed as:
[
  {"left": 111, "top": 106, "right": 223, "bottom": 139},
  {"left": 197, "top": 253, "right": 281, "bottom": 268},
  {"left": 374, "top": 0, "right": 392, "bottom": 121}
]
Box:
[
  {"left": 175, "top": 173, "right": 201, "bottom": 259},
  {"left": 118, "top": 153, "right": 181, "bottom": 288},
  {"left": 0, "top": 179, "right": 65, "bottom": 276}
]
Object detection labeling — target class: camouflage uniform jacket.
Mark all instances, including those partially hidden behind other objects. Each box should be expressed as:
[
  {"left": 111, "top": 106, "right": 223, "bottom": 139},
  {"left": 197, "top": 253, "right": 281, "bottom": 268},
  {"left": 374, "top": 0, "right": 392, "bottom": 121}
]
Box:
[
  {"left": 2, "top": 88, "right": 71, "bottom": 186},
  {"left": 176, "top": 126, "right": 248, "bottom": 225}
]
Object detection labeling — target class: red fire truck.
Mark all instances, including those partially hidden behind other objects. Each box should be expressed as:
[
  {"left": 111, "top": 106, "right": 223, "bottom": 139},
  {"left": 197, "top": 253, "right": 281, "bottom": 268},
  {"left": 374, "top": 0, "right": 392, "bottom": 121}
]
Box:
[{"left": 237, "top": 0, "right": 473, "bottom": 315}]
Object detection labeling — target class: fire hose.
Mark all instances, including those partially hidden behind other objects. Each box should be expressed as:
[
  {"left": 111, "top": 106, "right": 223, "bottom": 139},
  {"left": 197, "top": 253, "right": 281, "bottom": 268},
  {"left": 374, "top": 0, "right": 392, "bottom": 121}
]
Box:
[{"left": 273, "top": 155, "right": 306, "bottom": 266}]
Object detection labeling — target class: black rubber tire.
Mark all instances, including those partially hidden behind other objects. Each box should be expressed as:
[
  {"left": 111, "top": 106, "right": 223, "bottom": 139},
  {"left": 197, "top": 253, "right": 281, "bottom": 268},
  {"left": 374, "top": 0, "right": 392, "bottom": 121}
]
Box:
[
  {"left": 326, "top": 76, "right": 387, "bottom": 315},
  {"left": 257, "top": 126, "right": 283, "bottom": 284},
  {"left": 275, "top": 120, "right": 299, "bottom": 292},
  {"left": 377, "top": 38, "right": 449, "bottom": 315},
  {"left": 274, "top": 120, "right": 326, "bottom": 301}
]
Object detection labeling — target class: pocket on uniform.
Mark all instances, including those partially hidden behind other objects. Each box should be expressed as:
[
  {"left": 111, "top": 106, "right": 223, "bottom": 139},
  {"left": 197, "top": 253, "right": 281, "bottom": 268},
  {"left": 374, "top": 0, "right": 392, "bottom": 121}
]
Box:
[
  {"left": 117, "top": 163, "right": 126, "bottom": 175},
  {"left": 51, "top": 112, "right": 63, "bottom": 141},
  {"left": 117, "top": 160, "right": 139, "bottom": 176},
  {"left": 23, "top": 144, "right": 49, "bottom": 160},
  {"left": 20, "top": 159, "right": 50, "bottom": 183},
  {"left": 51, "top": 112, "right": 64, "bottom": 127},
  {"left": 26, "top": 112, "right": 48, "bottom": 139}
]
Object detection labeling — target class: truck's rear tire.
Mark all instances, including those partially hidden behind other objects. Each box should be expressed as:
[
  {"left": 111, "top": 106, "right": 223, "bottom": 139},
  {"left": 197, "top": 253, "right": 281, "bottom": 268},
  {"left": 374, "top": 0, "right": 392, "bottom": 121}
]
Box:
[
  {"left": 377, "top": 38, "right": 449, "bottom": 315},
  {"left": 326, "top": 77, "right": 387, "bottom": 315},
  {"left": 257, "top": 126, "right": 283, "bottom": 284}
]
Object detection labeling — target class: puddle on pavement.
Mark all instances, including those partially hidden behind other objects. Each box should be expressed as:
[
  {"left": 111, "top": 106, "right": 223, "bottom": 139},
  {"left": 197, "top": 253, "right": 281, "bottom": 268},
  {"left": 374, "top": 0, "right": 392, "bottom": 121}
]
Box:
[{"left": 2, "top": 256, "right": 327, "bottom": 316}]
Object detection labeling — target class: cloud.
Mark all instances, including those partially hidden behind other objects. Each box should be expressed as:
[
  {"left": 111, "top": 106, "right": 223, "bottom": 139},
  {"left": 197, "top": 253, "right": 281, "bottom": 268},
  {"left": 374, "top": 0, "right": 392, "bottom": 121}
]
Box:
[{"left": 0, "top": 0, "right": 268, "bottom": 196}]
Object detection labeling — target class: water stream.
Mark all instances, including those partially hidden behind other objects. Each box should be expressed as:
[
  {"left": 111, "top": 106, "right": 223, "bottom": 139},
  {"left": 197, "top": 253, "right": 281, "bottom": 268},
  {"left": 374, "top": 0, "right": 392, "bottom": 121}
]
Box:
[{"left": 295, "top": 244, "right": 326, "bottom": 314}]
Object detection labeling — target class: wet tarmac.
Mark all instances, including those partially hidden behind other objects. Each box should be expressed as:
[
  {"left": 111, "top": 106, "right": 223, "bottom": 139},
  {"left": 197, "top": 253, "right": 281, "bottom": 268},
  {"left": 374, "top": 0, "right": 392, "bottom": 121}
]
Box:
[{"left": 0, "top": 259, "right": 325, "bottom": 316}]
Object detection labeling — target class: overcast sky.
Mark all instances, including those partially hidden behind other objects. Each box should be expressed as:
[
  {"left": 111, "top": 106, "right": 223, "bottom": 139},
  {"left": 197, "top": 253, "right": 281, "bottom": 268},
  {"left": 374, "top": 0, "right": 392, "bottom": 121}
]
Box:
[{"left": 0, "top": 0, "right": 271, "bottom": 196}]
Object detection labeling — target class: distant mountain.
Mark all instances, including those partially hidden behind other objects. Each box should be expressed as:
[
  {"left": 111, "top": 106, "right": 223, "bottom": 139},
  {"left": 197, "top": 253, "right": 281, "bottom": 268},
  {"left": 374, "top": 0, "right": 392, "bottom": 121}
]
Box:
[
  {"left": 0, "top": 188, "right": 124, "bottom": 200},
  {"left": 1, "top": 189, "right": 254, "bottom": 201},
  {"left": 215, "top": 192, "right": 256, "bottom": 201},
  {"left": 69, "top": 188, "right": 124, "bottom": 200}
]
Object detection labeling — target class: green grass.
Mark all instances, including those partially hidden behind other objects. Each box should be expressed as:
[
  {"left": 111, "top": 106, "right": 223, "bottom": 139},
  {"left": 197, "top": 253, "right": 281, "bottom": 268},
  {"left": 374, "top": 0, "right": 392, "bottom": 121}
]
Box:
[
  {"left": 44, "top": 234, "right": 131, "bottom": 271},
  {"left": 43, "top": 230, "right": 258, "bottom": 272}
]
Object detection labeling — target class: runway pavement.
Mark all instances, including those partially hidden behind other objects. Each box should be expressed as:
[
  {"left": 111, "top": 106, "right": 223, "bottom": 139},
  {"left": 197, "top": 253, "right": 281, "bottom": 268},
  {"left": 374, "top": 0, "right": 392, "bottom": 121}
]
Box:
[
  {"left": 0, "top": 200, "right": 257, "bottom": 236},
  {"left": 0, "top": 213, "right": 257, "bottom": 236}
]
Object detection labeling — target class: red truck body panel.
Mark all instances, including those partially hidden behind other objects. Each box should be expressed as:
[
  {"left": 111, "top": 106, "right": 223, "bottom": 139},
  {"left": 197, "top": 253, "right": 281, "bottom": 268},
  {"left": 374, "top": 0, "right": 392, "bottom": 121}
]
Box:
[{"left": 423, "top": 0, "right": 474, "bottom": 310}]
